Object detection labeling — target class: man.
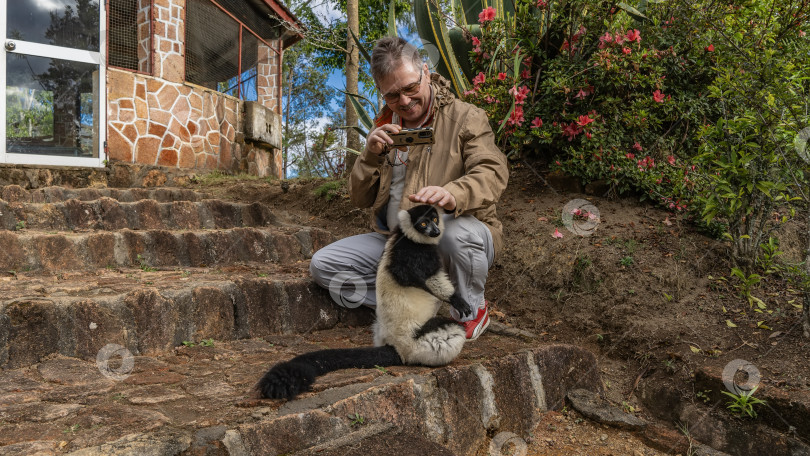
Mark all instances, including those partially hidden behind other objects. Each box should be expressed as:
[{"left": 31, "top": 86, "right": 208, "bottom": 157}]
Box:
[{"left": 310, "top": 36, "right": 508, "bottom": 340}]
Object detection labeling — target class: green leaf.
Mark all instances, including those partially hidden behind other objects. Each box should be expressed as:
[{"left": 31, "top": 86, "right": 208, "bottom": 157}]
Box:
[
  {"left": 335, "top": 125, "right": 369, "bottom": 137},
  {"left": 349, "top": 28, "right": 372, "bottom": 66},
  {"left": 324, "top": 146, "right": 362, "bottom": 156},
  {"left": 338, "top": 89, "right": 375, "bottom": 132},
  {"left": 617, "top": 2, "right": 649, "bottom": 22},
  {"left": 498, "top": 101, "right": 515, "bottom": 134},
  {"left": 726, "top": 320, "right": 737, "bottom": 328}
]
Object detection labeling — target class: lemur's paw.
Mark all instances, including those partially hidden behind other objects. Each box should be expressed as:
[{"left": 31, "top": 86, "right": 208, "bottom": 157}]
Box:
[
  {"left": 256, "top": 361, "right": 317, "bottom": 400},
  {"left": 449, "top": 294, "right": 473, "bottom": 319}
]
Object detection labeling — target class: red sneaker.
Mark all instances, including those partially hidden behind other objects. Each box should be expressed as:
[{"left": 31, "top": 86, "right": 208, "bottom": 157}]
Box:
[{"left": 462, "top": 301, "right": 490, "bottom": 340}]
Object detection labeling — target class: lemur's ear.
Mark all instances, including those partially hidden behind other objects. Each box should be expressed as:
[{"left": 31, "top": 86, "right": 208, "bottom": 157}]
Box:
[{"left": 397, "top": 209, "right": 412, "bottom": 228}]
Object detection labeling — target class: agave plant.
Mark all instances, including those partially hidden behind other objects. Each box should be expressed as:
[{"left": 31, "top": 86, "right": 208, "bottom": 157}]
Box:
[{"left": 413, "top": 0, "right": 519, "bottom": 95}]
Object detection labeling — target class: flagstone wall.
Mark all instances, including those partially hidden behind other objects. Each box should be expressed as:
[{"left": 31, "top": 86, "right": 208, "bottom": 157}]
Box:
[{"left": 106, "top": 0, "right": 283, "bottom": 178}]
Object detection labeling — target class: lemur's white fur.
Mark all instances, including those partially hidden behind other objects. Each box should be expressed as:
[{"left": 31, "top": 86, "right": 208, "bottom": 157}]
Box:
[{"left": 374, "top": 207, "right": 466, "bottom": 366}]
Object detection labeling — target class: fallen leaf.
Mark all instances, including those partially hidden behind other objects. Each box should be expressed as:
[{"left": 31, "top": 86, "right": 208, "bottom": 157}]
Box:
[
  {"left": 689, "top": 346, "right": 701, "bottom": 353},
  {"left": 663, "top": 217, "right": 673, "bottom": 226},
  {"left": 537, "top": 217, "right": 548, "bottom": 222},
  {"left": 768, "top": 331, "right": 783, "bottom": 339},
  {"left": 552, "top": 228, "right": 564, "bottom": 239},
  {"left": 725, "top": 320, "right": 737, "bottom": 328}
]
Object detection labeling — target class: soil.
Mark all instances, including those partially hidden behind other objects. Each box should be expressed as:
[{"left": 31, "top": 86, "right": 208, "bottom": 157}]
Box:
[{"left": 194, "top": 160, "right": 810, "bottom": 453}]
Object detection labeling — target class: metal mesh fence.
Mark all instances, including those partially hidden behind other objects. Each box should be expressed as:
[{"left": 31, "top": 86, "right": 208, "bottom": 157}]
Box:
[
  {"left": 240, "top": 32, "right": 259, "bottom": 101},
  {"left": 108, "top": 0, "right": 151, "bottom": 72},
  {"left": 185, "top": 0, "right": 240, "bottom": 94},
  {"left": 185, "top": 0, "right": 274, "bottom": 100}
]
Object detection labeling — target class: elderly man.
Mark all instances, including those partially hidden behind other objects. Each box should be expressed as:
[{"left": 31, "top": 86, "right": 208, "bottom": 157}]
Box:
[{"left": 310, "top": 36, "right": 508, "bottom": 340}]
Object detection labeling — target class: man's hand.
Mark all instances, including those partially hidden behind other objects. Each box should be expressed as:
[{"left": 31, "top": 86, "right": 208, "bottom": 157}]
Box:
[
  {"left": 409, "top": 186, "right": 456, "bottom": 211},
  {"left": 365, "top": 124, "right": 402, "bottom": 156}
]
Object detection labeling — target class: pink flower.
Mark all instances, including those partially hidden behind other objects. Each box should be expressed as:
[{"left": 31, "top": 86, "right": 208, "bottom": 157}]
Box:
[
  {"left": 574, "top": 88, "right": 589, "bottom": 99},
  {"left": 507, "top": 105, "right": 525, "bottom": 126},
  {"left": 562, "top": 122, "right": 583, "bottom": 141},
  {"left": 800, "top": 30, "right": 807, "bottom": 37},
  {"left": 625, "top": 29, "right": 641, "bottom": 43},
  {"left": 614, "top": 32, "right": 625, "bottom": 45},
  {"left": 472, "top": 37, "right": 482, "bottom": 54},
  {"left": 622, "top": 47, "right": 632, "bottom": 55},
  {"left": 576, "top": 115, "right": 594, "bottom": 126},
  {"left": 571, "top": 208, "right": 582, "bottom": 216},
  {"left": 667, "top": 155, "right": 676, "bottom": 165},
  {"left": 585, "top": 131, "right": 592, "bottom": 139},
  {"left": 598, "top": 32, "right": 613, "bottom": 49},
  {"left": 653, "top": 90, "right": 665, "bottom": 103},
  {"left": 625, "top": 153, "right": 635, "bottom": 160},
  {"left": 706, "top": 44, "right": 714, "bottom": 52},
  {"left": 531, "top": 117, "right": 543, "bottom": 128},
  {"left": 536, "top": 0, "right": 547, "bottom": 7},
  {"left": 520, "top": 69, "right": 531, "bottom": 79},
  {"left": 473, "top": 72, "right": 486, "bottom": 86},
  {"left": 552, "top": 228, "right": 564, "bottom": 239},
  {"left": 632, "top": 142, "right": 643, "bottom": 151},
  {"left": 497, "top": 72, "right": 507, "bottom": 80},
  {"left": 509, "top": 85, "right": 530, "bottom": 104},
  {"left": 478, "top": 6, "right": 496, "bottom": 23}
]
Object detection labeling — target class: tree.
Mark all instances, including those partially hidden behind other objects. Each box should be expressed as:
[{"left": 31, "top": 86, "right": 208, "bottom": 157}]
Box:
[{"left": 344, "top": 0, "right": 360, "bottom": 174}]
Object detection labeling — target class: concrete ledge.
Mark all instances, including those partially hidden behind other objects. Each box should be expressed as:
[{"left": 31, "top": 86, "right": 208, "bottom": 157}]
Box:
[
  {"left": 0, "top": 198, "right": 280, "bottom": 232},
  {"left": 1, "top": 185, "right": 209, "bottom": 203},
  {"left": 0, "top": 226, "right": 332, "bottom": 271},
  {"left": 0, "top": 277, "right": 373, "bottom": 368},
  {"left": 235, "top": 344, "right": 600, "bottom": 455}
]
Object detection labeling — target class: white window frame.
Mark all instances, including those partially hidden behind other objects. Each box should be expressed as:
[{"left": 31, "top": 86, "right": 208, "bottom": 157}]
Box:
[{"left": 0, "top": 0, "right": 107, "bottom": 168}]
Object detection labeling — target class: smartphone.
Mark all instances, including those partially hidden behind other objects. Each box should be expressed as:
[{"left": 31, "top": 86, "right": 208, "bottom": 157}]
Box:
[{"left": 389, "top": 127, "right": 435, "bottom": 147}]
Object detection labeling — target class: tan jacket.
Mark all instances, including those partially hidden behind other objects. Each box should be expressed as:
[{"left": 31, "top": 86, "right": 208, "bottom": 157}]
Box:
[{"left": 349, "top": 74, "right": 509, "bottom": 257}]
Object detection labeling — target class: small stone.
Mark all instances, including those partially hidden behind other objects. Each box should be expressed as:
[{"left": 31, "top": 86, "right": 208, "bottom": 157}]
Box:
[
  {"left": 567, "top": 389, "right": 647, "bottom": 431},
  {"left": 600, "top": 433, "right": 608, "bottom": 441},
  {"left": 89, "top": 322, "right": 98, "bottom": 330}
]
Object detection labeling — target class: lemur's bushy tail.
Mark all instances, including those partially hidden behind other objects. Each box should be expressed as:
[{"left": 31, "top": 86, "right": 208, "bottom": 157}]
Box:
[
  {"left": 257, "top": 345, "right": 402, "bottom": 400},
  {"left": 406, "top": 316, "right": 466, "bottom": 366}
]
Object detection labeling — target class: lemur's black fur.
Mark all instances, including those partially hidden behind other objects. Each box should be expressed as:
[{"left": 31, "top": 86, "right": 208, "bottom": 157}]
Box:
[{"left": 256, "top": 205, "right": 470, "bottom": 400}]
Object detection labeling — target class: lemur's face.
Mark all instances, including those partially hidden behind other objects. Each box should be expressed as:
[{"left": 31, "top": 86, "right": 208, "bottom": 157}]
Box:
[{"left": 411, "top": 207, "right": 441, "bottom": 238}]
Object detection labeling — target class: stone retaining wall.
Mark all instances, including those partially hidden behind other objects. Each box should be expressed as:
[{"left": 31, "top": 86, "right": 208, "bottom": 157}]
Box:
[{"left": 105, "top": 0, "right": 285, "bottom": 178}]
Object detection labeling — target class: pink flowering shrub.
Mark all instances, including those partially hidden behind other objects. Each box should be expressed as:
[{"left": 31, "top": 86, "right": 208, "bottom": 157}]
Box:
[{"left": 461, "top": 0, "right": 724, "bottom": 209}]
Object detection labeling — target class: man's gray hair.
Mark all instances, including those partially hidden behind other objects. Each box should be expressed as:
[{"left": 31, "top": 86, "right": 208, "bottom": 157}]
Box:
[{"left": 370, "top": 37, "right": 423, "bottom": 82}]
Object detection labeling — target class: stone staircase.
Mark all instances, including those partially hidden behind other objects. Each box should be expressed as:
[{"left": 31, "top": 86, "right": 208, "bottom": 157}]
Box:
[{"left": 0, "top": 179, "right": 604, "bottom": 455}]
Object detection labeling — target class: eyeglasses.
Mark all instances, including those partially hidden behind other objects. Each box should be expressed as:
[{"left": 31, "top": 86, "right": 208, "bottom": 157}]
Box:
[{"left": 381, "top": 72, "right": 423, "bottom": 102}]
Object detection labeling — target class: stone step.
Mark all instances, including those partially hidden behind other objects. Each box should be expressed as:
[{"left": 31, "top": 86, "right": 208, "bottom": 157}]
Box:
[
  {"left": 0, "top": 185, "right": 210, "bottom": 204},
  {"left": 0, "top": 266, "right": 375, "bottom": 370},
  {"left": 0, "top": 332, "right": 601, "bottom": 455},
  {"left": 0, "top": 225, "right": 333, "bottom": 272},
  {"left": 0, "top": 198, "right": 277, "bottom": 232}
]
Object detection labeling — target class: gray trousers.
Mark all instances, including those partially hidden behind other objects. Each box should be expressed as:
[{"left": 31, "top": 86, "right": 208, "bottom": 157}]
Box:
[{"left": 309, "top": 214, "right": 495, "bottom": 322}]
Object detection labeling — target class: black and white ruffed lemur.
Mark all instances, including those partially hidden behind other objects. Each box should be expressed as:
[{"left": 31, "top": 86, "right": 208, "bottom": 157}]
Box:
[{"left": 257, "top": 205, "right": 471, "bottom": 399}]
